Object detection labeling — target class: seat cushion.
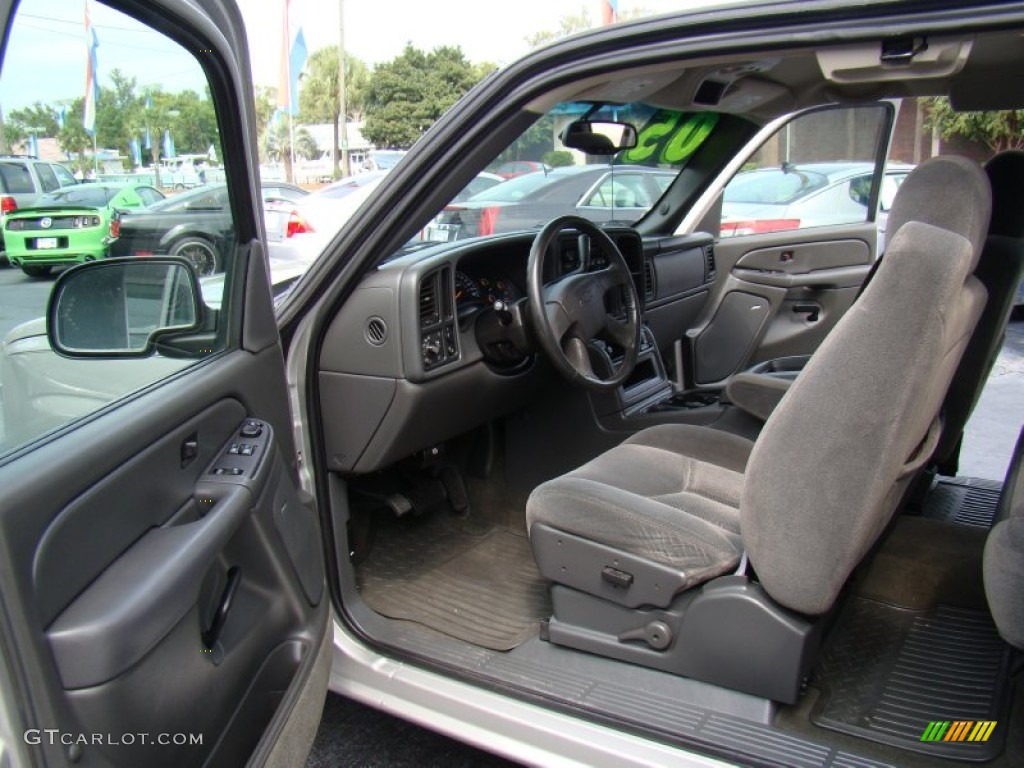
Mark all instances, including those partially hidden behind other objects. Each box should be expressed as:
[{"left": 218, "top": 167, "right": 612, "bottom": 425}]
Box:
[{"left": 526, "top": 425, "right": 753, "bottom": 585}]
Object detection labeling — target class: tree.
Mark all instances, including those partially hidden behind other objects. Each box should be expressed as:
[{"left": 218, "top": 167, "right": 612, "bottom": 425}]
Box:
[
  {"left": 261, "top": 118, "right": 319, "bottom": 182},
  {"left": 526, "top": 5, "right": 651, "bottom": 48},
  {"left": 924, "top": 97, "right": 1024, "bottom": 153},
  {"left": 526, "top": 7, "right": 592, "bottom": 48},
  {"left": 7, "top": 102, "right": 60, "bottom": 141},
  {"left": 298, "top": 46, "right": 369, "bottom": 176},
  {"left": 363, "top": 45, "right": 482, "bottom": 150}
]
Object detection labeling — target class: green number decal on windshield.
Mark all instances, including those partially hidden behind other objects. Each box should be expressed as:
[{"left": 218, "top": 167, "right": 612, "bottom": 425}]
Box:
[{"left": 622, "top": 111, "right": 719, "bottom": 166}]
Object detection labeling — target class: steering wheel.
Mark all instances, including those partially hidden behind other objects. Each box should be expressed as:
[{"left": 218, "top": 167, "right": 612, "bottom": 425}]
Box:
[{"left": 527, "top": 216, "right": 642, "bottom": 391}]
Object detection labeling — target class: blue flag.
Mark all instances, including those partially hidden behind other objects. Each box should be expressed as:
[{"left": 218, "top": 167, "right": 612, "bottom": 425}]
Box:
[
  {"left": 162, "top": 129, "right": 175, "bottom": 160},
  {"left": 287, "top": 27, "right": 308, "bottom": 115},
  {"left": 143, "top": 126, "right": 152, "bottom": 150},
  {"left": 129, "top": 138, "right": 141, "bottom": 166},
  {"left": 28, "top": 134, "right": 39, "bottom": 158}
]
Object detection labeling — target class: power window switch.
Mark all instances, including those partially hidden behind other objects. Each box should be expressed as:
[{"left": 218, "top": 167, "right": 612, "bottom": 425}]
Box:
[
  {"left": 227, "top": 443, "right": 240, "bottom": 455},
  {"left": 240, "top": 444, "right": 255, "bottom": 456}
]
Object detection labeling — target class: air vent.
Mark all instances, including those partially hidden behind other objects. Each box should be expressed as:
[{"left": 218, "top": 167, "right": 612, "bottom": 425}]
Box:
[
  {"left": 704, "top": 245, "right": 716, "bottom": 281},
  {"left": 419, "top": 273, "right": 440, "bottom": 328},
  {"left": 643, "top": 259, "right": 656, "bottom": 301},
  {"left": 419, "top": 267, "right": 458, "bottom": 372},
  {"left": 365, "top": 317, "right": 388, "bottom": 346}
]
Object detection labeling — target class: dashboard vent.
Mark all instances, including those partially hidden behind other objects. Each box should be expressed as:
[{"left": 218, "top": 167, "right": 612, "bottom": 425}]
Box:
[
  {"left": 704, "top": 245, "right": 716, "bottom": 281},
  {"left": 643, "top": 259, "right": 656, "bottom": 301},
  {"left": 419, "top": 273, "right": 440, "bottom": 328},
  {"left": 365, "top": 316, "right": 388, "bottom": 346}
]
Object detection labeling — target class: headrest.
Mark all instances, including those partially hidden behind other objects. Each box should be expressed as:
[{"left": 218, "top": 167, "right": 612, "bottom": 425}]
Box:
[
  {"left": 886, "top": 155, "right": 991, "bottom": 269},
  {"left": 985, "top": 150, "right": 1024, "bottom": 239}
]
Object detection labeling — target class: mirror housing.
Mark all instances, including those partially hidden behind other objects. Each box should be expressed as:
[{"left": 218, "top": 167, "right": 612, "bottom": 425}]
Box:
[
  {"left": 47, "top": 257, "right": 204, "bottom": 358},
  {"left": 560, "top": 120, "right": 638, "bottom": 155}
]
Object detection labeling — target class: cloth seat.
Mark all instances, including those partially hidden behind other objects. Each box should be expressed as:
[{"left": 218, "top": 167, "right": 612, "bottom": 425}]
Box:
[{"left": 528, "top": 155, "right": 991, "bottom": 618}]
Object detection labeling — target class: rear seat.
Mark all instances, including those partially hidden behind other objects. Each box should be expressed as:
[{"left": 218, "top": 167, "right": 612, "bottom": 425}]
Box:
[{"left": 984, "top": 424, "right": 1024, "bottom": 649}]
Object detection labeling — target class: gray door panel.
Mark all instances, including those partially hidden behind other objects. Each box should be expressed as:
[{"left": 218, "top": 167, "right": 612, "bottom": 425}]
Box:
[
  {"left": 0, "top": 348, "right": 326, "bottom": 767},
  {"left": 688, "top": 224, "right": 877, "bottom": 384}
]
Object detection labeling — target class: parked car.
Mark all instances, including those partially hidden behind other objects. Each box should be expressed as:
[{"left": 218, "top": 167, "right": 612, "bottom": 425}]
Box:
[
  {"left": 490, "top": 159, "right": 552, "bottom": 179},
  {"left": 429, "top": 164, "right": 676, "bottom": 240},
  {"left": 0, "top": 155, "right": 79, "bottom": 214},
  {"left": 0, "top": 155, "right": 79, "bottom": 261},
  {"left": 363, "top": 149, "right": 407, "bottom": 171},
  {"left": 4, "top": 183, "right": 165, "bottom": 277},
  {"left": 108, "top": 181, "right": 308, "bottom": 276},
  {"left": 3, "top": 2, "right": 1024, "bottom": 768},
  {"left": 721, "top": 161, "right": 913, "bottom": 248}
]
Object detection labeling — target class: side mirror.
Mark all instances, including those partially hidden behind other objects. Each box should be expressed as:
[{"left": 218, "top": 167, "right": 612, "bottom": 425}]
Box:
[
  {"left": 560, "top": 120, "right": 638, "bottom": 155},
  {"left": 47, "top": 257, "right": 203, "bottom": 358}
]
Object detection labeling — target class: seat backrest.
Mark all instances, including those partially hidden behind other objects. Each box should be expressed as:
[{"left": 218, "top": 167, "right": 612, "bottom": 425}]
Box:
[
  {"left": 740, "top": 156, "right": 991, "bottom": 615},
  {"left": 932, "top": 151, "right": 1024, "bottom": 473},
  {"left": 984, "top": 424, "right": 1024, "bottom": 648}
]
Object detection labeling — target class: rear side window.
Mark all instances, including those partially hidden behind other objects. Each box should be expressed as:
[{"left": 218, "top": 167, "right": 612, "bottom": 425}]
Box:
[
  {"left": 0, "top": 162, "right": 33, "bottom": 193},
  {"left": 52, "top": 164, "right": 77, "bottom": 188},
  {"left": 35, "top": 163, "right": 59, "bottom": 192}
]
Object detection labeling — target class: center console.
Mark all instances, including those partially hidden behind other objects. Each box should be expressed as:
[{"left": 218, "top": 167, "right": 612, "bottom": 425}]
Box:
[{"left": 590, "top": 325, "right": 728, "bottom": 431}]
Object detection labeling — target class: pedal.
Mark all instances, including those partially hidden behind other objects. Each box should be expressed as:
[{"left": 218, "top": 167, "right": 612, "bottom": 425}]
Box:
[{"left": 439, "top": 465, "right": 470, "bottom": 517}]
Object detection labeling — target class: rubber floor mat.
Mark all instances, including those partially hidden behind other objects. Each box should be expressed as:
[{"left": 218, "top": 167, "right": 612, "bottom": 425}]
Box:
[
  {"left": 357, "top": 527, "right": 550, "bottom": 651},
  {"left": 921, "top": 477, "right": 1002, "bottom": 528},
  {"left": 811, "top": 598, "right": 1012, "bottom": 761}
]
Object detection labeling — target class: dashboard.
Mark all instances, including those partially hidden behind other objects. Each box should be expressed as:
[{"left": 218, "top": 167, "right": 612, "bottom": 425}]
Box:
[{"left": 317, "top": 225, "right": 713, "bottom": 474}]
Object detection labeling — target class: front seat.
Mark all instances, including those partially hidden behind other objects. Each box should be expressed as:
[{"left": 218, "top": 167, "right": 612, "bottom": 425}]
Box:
[
  {"left": 526, "top": 156, "right": 991, "bottom": 703},
  {"left": 932, "top": 150, "right": 1024, "bottom": 474}
]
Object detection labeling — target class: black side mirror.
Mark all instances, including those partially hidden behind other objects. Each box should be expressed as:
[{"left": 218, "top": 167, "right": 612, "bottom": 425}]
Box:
[
  {"left": 47, "top": 257, "right": 203, "bottom": 358},
  {"left": 560, "top": 120, "right": 638, "bottom": 155}
]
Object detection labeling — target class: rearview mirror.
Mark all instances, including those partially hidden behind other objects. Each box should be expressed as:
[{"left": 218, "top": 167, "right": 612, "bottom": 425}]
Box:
[
  {"left": 560, "top": 120, "right": 638, "bottom": 155},
  {"left": 47, "top": 258, "right": 203, "bottom": 358}
]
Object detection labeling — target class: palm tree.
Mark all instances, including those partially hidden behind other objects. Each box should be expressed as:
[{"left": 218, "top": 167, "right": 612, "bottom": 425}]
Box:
[
  {"left": 298, "top": 46, "right": 369, "bottom": 178},
  {"left": 261, "top": 118, "right": 319, "bottom": 182}
]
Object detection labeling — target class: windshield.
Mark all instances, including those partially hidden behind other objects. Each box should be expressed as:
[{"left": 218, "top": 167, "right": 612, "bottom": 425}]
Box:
[
  {"left": 37, "top": 186, "right": 117, "bottom": 207},
  {"left": 268, "top": 103, "right": 721, "bottom": 303}
]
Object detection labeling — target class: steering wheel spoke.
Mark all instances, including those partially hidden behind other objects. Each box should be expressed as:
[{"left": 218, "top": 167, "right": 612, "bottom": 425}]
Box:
[
  {"left": 561, "top": 334, "right": 596, "bottom": 379},
  {"left": 527, "top": 215, "right": 642, "bottom": 391},
  {"left": 604, "top": 314, "right": 635, "bottom": 348}
]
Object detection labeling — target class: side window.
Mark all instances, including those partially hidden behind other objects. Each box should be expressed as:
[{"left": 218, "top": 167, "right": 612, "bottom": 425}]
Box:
[
  {"left": 51, "top": 163, "right": 78, "bottom": 188},
  {"left": 0, "top": 162, "right": 33, "bottom": 193},
  {"left": 0, "top": 0, "right": 233, "bottom": 455},
  {"left": 720, "top": 105, "right": 890, "bottom": 237},
  {"left": 138, "top": 187, "right": 164, "bottom": 206},
  {"left": 35, "top": 163, "right": 60, "bottom": 192}
]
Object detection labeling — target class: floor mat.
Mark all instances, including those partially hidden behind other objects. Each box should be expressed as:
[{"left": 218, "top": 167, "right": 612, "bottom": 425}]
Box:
[
  {"left": 811, "top": 598, "right": 1013, "bottom": 761},
  {"left": 357, "top": 525, "right": 550, "bottom": 651},
  {"left": 921, "top": 476, "right": 1002, "bottom": 528}
]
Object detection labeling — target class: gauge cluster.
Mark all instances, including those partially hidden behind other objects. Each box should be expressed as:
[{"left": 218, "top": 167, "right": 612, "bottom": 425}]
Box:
[{"left": 454, "top": 270, "right": 521, "bottom": 307}]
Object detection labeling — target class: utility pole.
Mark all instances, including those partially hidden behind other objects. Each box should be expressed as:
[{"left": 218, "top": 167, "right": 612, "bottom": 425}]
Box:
[{"left": 337, "top": 0, "right": 350, "bottom": 177}]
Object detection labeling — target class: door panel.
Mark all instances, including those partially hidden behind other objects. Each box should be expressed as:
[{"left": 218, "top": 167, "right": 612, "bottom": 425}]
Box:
[
  {"left": 688, "top": 224, "right": 877, "bottom": 385},
  {"left": 684, "top": 103, "right": 894, "bottom": 385},
  {"left": 0, "top": 0, "right": 327, "bottom": 759},
  {"left": 0, "top": 349, "right": 326, "bottom": 767}
]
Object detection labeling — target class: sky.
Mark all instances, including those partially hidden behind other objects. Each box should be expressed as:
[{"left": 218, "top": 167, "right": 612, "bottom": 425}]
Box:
[{"left": 0, "top": 0, "right": 742, "bottom": 114}]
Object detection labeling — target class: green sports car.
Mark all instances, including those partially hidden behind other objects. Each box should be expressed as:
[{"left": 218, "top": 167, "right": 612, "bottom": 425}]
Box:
[{"left": 4, "top": 182, "right": 164, "bottom": 277}]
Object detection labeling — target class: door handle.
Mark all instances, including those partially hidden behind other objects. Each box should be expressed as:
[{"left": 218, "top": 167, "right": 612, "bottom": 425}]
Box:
[
  {"left": 792, "top": 304, "right": 820, "bottom": 322},
  {"left": 203, "top": 566, "right": 241, "bottom": 650}
]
